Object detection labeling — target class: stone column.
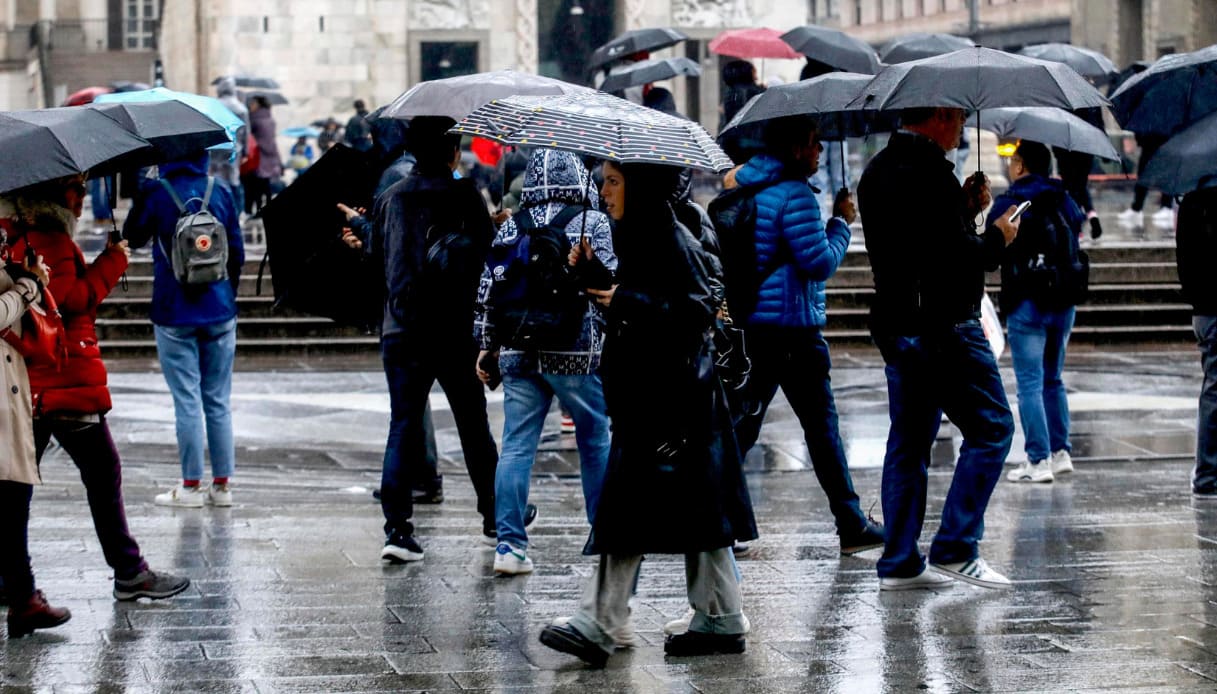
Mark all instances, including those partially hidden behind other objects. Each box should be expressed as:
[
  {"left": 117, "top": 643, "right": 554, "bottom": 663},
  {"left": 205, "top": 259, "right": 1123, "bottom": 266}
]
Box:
[
  {"left": 515, "top": 0, "right": 538, "bottom": 72},
  {"left": 624, "top": 0, "right": 645, "bottom": 30}
]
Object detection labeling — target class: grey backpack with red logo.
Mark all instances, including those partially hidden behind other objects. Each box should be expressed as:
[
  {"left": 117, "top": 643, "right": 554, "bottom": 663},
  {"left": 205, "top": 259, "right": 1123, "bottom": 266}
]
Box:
[{"left": 158, "top": 176, "right": 229, "bottom": 285}]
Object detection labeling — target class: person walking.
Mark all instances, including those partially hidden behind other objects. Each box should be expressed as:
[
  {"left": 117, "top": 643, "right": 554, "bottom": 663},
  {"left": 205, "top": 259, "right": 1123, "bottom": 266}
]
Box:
[
  {"left": 857, "top": 107, "right": 1020, "bottom": 591},
  {"left": 123, "top": 153, "right": 245, "bottom": 506},
  {"left": 0, "top": 246, "right": 71, "bottom": 637},
  {"left": 1117, "top": 133, "right": 1176, "bottom": 229},
  {"left": 243, "top": 95, "right": 282, "bottom": 216},
  {"left": 540, "top": 161, "right": 757, "bottom": 666},
  {"left": 728, "top": 116, "right": 885, "bottom": 555},
  {"left": 1176, "top": 185, "right": 1217, "bottom": 499},
  {"left": 343, "top": 100, "right": 374, "bottom": 153},
  {"left": 211, "top": 76, "right": 250, "bottom": 216},
  {"left": 718, "top": 60, "right": 766, "bottom": 166},
  {"left": 1054, "top": 107, "right": 1105, "bottom": 240},
  {"left": 474, "top": 149, "right": 615, "bottom": 575},
  {"left": 373, "top": 118, "right": 499, "bottom": 563},
  {"left": 989, "top": 141, "right": 1087, "bottom": 484},
  {"left": 8, "top": 176, "right": 190, "bottom": 601}
]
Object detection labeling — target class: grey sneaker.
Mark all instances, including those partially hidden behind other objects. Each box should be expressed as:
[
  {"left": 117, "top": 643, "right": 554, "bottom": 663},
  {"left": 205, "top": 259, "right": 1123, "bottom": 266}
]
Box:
[
  {"left": 1050, "top": 450, "right": 1074, "bottom": 475},
  {"left": 1007, "top": 460, "right": 1054, "bottom": 483},
  {"left": 113, "top": 570, "right": 190, "bottom": 601}
]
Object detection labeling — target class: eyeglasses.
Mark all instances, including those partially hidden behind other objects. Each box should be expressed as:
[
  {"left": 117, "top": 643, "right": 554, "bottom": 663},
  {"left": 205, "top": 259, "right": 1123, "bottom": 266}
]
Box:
[{"left": 65, "top": 182, "right": 86, "bottom": 196}]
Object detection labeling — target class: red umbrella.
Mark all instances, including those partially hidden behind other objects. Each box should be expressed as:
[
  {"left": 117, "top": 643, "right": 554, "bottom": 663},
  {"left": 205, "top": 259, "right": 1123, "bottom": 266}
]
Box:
[
  {"left": 709, "top": 28, "right": 801, "bottom": 60},
  {"left": 62, "top": 86, "right": 112, "bottom": 107}
]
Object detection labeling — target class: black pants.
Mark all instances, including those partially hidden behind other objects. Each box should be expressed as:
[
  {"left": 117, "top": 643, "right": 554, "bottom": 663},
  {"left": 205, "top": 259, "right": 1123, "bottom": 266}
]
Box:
[
  {"left": 1054, "top": 148, "right": 1095, "bottom": 213},
  {"left": 0, "top": 480, "right": 35, "bottom": 602}
]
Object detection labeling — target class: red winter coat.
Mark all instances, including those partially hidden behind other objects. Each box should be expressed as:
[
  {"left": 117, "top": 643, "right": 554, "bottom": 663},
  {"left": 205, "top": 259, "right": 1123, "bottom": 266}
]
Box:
[{"left": 10, "top": 204, "right": 127, "bottom": 416}]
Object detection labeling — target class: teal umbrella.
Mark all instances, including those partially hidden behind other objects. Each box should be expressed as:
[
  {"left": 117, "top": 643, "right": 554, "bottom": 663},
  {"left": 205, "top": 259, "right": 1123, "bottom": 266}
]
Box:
[{"left": 93, "top": 87, "right": 242, "bottom": 150}]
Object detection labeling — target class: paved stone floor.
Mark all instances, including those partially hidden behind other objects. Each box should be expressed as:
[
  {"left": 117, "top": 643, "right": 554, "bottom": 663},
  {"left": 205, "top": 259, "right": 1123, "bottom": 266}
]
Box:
[{"left": 5, "top": 347, "right": 1217, "bottom": 692}]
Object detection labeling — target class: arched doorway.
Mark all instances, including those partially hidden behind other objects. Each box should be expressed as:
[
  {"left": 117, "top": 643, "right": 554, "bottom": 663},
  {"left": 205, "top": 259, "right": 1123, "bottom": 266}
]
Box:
[{"left": 538, "top": 0, "right": 615, "bottom": 85}]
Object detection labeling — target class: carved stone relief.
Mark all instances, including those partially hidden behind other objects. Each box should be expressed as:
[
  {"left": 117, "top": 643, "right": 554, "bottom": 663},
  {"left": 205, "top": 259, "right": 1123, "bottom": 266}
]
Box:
[
  {"left": 672, "top": 0, "right": 753, "bottom": 28},
  {"left": 515, "top": 0, "right": 538, "bottom": 72},
  {"left": 408, "top": 0, "right": 491, "bottom": 30}
]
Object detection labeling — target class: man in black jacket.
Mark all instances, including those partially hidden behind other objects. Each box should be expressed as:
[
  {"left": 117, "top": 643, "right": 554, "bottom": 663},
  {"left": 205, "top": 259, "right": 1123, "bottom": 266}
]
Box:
[
  {"left": 373, "top": 120, "right": 499, "bottom": 562},
  {"left": 1177, "top": 186, "right": 1217, "bottom": 499},
  {"left": 857, "top": 107, "right": 1020, "bottom": 591}
]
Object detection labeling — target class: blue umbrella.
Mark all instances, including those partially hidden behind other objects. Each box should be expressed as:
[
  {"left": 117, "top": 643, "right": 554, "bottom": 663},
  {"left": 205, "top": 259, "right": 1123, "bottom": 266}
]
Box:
[
  {"left": 94, "top": 87, "right": 242, "bottom": 150},
  {"left": 282, "top": 126, "right": 321, "bottom": 139}
]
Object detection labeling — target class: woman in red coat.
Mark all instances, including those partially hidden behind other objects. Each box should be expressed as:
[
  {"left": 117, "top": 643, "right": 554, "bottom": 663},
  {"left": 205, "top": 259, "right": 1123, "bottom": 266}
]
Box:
[{"left": 8, "top": 175, "right": 189, "bottom": 602}]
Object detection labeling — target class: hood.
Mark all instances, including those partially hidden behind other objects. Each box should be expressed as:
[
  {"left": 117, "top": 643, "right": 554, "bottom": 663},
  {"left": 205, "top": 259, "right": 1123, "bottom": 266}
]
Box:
[
  {"left": 159, "top": 153, "right": 211, "bottom": 179},
  {"left": 734, "top": 153, "right": 790, "bottom": 188},
  {"left": 519, "top": 149, "right": 593, "bottom": 208},
  {"left": 11, "top": 196, "right": 75, "bottom": 237},
  {"left": 215, "top": 76, "right": 237, "bottom": 97}
]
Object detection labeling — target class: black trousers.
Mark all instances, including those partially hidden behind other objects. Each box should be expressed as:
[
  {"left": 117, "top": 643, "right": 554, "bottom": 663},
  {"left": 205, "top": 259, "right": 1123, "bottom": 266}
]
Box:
[{"left": 0, "top": 480, "right": 35, "bottom": 602}]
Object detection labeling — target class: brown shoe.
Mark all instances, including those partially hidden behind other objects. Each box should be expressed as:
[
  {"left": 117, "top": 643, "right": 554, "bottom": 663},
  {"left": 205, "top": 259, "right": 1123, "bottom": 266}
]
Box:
[{"left": 7, "top": 590, "right": 70, "bottom": 638}]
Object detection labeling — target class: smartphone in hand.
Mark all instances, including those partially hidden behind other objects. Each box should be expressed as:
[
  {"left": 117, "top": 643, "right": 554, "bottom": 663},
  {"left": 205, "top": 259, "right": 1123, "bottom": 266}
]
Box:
[{"left": 1009, "top": 200, "right": 1032, "bottom": 223}]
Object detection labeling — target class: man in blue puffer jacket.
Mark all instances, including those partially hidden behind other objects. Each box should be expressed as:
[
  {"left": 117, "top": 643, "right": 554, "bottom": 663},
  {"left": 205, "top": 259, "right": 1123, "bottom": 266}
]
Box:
[{"left": 731, "top": 116, "right": 884, "bottom": 555}]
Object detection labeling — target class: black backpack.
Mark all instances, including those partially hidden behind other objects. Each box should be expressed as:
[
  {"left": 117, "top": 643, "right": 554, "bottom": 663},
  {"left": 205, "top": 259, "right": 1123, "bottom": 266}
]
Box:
[
  {"left": 1011, "top": 190, "right": 1090, "bottom": 308},
  {"left": 484, "top": 205, "right": 586, "bottom": 350},
  {"left": 707, "top": 182, "right": 787, "bottom": 321}
]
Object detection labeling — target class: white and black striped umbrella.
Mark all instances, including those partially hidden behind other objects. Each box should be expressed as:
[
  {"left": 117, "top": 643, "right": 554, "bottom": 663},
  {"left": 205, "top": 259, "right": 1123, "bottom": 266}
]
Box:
[{"left": 451, "top": 91, "right": 733, "bottom": 173}]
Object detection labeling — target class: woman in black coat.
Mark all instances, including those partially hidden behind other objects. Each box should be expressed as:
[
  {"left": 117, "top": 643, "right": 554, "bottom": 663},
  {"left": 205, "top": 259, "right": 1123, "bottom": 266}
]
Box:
[{"left": 540, "top": 161, "right": 757, "bottom": 667}]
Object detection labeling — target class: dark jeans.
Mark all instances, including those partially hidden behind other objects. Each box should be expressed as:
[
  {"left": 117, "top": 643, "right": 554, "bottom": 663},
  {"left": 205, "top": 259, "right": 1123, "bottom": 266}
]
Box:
[
  {"left": 1194, "top": 315, "right": 1217, "bottom": 493},
  {"left": 1055, "top": 149, "right": 1094, "bottom": 213},
  {"left": 874, "top": 322, "right": 1014, "bottom": 578},
  {"left": 0, "top": 481, "right": 35, "bottom": 602},
  {"left": 33, "top": 417, "right": 148, "bottom": 580},
  {"left": 380, "top": 333, "right": 497, "bottom": 540},
  {"left": 734, "top": 325, "right": 867, "bottom": 534}
]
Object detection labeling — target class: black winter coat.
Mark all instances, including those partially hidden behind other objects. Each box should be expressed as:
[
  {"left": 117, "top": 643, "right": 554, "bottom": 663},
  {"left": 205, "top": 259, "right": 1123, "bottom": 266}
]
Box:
[
  {"left": 1177, "top": 186, "right": 1217, "bottom": 316},
  {"left": 585, "top": 206, "right": 758, "bottom": 556}
]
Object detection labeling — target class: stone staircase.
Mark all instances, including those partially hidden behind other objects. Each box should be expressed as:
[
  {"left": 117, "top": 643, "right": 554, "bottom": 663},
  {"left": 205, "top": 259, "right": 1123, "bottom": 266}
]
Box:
[{"left": 93, "top": 242, "right": 1190, "bottom": 359}]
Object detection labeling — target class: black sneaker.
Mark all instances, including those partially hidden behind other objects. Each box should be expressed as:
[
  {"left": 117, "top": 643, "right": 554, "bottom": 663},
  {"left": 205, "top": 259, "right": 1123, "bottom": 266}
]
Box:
[
  {"left": 663, "top": 630, "right": 746, "bottom": 657},
  {"left": 1089, "top": 216, "right": 1103, "bottom": 239},
  {"left": 482, "top": 503, "right": 538, "bottom": 544},
  {"left": 840, "top": 519, "right": 886, "bottom": 556},
  {"left": 113, "top": 570, "right": 190, "bottom": 601},
  {"left": 539, "top": 623, "right": 610, "bottom": 667},
  {"left": 412, "top": 487, "right": 444, "bottom": 504},
  {"left": 381, "top": 535, "right": 424, "bottom": 563}
]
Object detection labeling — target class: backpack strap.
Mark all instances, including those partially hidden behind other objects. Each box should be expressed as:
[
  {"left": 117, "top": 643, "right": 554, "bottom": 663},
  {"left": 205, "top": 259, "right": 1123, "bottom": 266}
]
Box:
[
  {"left": 548, "top": 205, "right": 584, "bottom": 234},
  {"left": 159, "top": 178, "right": 187, "bottom": 213},
  {"left": 200, "top": 176, "right": 215, "bottom": 213}
]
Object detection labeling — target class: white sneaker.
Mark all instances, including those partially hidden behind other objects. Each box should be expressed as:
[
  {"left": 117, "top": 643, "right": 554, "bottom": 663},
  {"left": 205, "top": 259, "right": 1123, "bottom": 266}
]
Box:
[
  {"left": 1050, "top": 450, "right": 1074, "bottom": 475},
  {"left": 662, "top": 607, "right": 751, "bottom": 636},
  {"left": 493, "top": 543, "right": 534, "bottom": 575},
  {"left": 1006, "top": 460, "right": 1054, "bottom": 483},
  {"left": 931, "top": 557, "right": 1012, "bottom": 589},
  {"left": 155, "top": 484, "right": 206, "bottom": 508},
  {"left": 1152, "top": 207, "right": 1176, "bottom": 228},
  {"left": 879, "top": 567, "right": 955, "bottom": 591},
  {"left": 207, "top": 483, "right": 233, "bottom": 507},
  {"left": 1117, "top": 208, "right": 1142, "bottom": 226}
]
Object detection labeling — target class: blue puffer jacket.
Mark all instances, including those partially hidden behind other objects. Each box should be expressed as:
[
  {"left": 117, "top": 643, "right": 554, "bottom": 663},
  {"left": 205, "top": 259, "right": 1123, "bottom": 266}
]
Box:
[
  {"left": 123, "top": 155, "right": 245, "bottom": 327},
  {"left": 733, "top": 154, "right": 851, "bottom": 328}
]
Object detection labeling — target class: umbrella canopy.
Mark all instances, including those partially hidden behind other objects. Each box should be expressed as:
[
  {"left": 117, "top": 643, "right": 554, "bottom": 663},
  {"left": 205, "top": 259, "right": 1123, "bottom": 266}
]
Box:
[
  {"left": 1017, "top": 43, "right": 1118, "bottom": 84},
  {"left": 852, "top": 47, "right": 1109, "bottom": 112},
  {"left": 720, "top": 72, "right": 898, "bottom": 141},
  {"left": 879, "top": 33, "right": 974, "bottom": 64},
  {"left": 977, "top": 107, "right": 1118, "bottom": 160},
  {"left": 109, "top": 81, "right": 151, "bottom": 93},
  {"left": 0, "top": 107, "right": 153, "bottom": 194},
  {"left": 94, "top": 87, "right": 245, "bottom": 150},
  {"left": 589, "top": 27, "right": 688, "bottom": 71},
  {"left": 238, "top": 89, "right": 289, "bottom": 106},
  {"left": 87, "top": 101, "right": 231, "bottom": 161},
  {"left": 780, "top": 25, "right": 882, "bottom": 74},
  {"left": 451, "top": 91, "right": 733, "bottom": 173},
  {"left": 63, "top": 86, "right": 112, "bottom": 107},
  {"left": 1138, "top": 110, "right": 1217, "bottom": 195},
  {"left": 378, "top": 70, "right": 591, "bottom": 122},
  {"left": 282, "top": 126, "right": 321, "bottom": 139},
  {"left": 1109, "top": 44, "right": 1217, "bottom": 138},
  {"left": 709, "top": 28, "right": 802, "bottom": 60},
  {"left": 599, "top": 57, "right": 701, "bottom": 93},
  {"left": 214, "top": 75, "right": 281, "bottom": 90}
]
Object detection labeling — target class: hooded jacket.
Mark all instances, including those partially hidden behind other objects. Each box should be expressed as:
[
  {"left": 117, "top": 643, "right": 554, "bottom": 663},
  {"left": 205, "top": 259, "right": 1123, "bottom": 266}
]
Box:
[
  {"left": 474, "top": 149, "right": 616, "bottom": 374},
  {"left": 123, "top": 154, "right": 245, "bottom": 327},
  {"left": 733, "top": 153, "right": 850, "bottom": 329}
]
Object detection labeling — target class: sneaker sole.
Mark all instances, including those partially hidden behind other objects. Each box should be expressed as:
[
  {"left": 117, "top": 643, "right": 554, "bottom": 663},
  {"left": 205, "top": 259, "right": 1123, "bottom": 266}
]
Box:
[
  {"left": 879, "top": 576, "right": 954, "bottom": 591},
  {"left": 1007, "top": 473, "right": 1053, "bottom": 483},
  {"left": 381, "top": 547, "right": 424, "bottom": 563},
  {"left": 930, "top": 564, "right": 1012, "bottom": 590},
  {"left": 154, "top": 498, "right": 205, "bottom": 508},
  {"left": 539, "top": 627, "right": 609, "bottom": 667},
  {"left": 113, "top": 580, "right": 191, "bottom": 602},
  {"left": 840, "top": 541, "right": 884, "bottom": 556},
  {"left": 493, "top": 564, "right": 534, "bottom": 576}
]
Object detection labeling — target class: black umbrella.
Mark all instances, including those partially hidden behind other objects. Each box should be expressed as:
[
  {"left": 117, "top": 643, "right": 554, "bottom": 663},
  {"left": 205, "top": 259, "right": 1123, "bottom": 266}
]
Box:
[
  {"left": 452, "top": 91, "right": 733, "bottom": 173},
  {"left": 977, "top": 107, "right": 1118, "bottom": 160},
  {"left": 0, "top": 107, "right": 152, "bottom": 194},
  {"left": 1109, "top": 44, "right": 1217, "bottom": 138},
  {"left": 1017, "top": 43, "right": 1118, "bottom": 84},
  {"left": 720, "top": 72, "right": 898, "bottom": 141},
  {"left": 1138, "top": 110, "right": 1217, "bottom": 196},
  {"left": 260, "top": 145, "right": 385, "bottom": 330},
  {"left": 88, "top": 101, "right": 230, "bottom": 162},
  {"left": 599, "top": 57, "right": 701, "bottom": 93},
  {"left": 780, "top": 25, "right": 882, "bottom": 75},
  {"left": 214, "top": 75, "right": 281, "bottom": 90},
  {"left": 880, "top": 33, "right": 974, "bottom": 64},
  {"left": 377, "top": 70, "right": 591, "bottom": 121},
  {"left": 588, "top": 27, "right": 689, "bottom": 71},
  {"left": 238, "top": 89, "right": 289, "bottom": 106}
]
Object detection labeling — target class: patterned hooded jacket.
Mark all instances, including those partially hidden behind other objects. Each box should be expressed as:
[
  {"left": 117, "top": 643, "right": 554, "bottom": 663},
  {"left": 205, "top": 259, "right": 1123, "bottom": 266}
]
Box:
[{"left": 474, "top": 149, "right": 616, "bottom": 375}]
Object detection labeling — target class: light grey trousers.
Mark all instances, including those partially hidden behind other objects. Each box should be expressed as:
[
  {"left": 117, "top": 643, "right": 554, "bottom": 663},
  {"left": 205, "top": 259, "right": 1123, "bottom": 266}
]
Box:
[{"left": 567, "top": 548, "right": 746, "bottom": 654}]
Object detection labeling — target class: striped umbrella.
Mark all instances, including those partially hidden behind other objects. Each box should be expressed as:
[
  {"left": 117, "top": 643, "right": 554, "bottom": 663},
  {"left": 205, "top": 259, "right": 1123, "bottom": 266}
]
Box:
[{"left": 451, "top": 91, "right": 733, "bottom": 173}]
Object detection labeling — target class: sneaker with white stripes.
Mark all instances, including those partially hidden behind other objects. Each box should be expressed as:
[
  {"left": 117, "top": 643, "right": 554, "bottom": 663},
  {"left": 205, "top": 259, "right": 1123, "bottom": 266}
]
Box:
[
  {"left": 931, "top": 557, "right": 1011, "bottom": 589},
  {"left": 1050, "top": 450, "right": 1074, "bottom": 475}
]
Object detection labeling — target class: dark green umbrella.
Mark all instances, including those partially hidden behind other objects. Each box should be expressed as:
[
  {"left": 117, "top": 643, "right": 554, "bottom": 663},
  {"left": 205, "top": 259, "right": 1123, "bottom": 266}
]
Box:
[{"left": 0, "top": 107, "right": 152, "bottom": 194}]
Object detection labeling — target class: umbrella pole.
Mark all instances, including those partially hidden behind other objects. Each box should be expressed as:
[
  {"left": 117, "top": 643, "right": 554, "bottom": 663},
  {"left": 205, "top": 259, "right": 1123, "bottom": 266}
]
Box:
[{"left": 975, "top": 109, "right": 982, "bottom": 175}]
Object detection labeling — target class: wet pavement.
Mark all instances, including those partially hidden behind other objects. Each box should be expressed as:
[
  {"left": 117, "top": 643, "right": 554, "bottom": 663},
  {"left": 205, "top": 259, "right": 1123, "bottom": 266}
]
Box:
[{"left": 7, "top": 346, "right": 1217, "bottom": 692}]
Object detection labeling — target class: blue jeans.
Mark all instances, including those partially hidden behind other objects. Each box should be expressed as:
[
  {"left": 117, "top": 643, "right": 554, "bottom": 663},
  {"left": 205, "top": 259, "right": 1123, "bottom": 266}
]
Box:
[
  {"left": 89, "top": 176, "right": 113, "bottom": 222},
  {"left": 1007, "top": 300, "right": 1075, "bottom": 462},
  {"left": 495, "top": 367, "right": 610, "bottom": 548},
  {"left": 1194, "top": 315, "right": 1217, "bottom": 493},
  {"left": 154, "top": 318, "right": 237, "bottom": 481},
  {"left": 874, "top": 322, "right": 1014, "bottom": 578}
]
